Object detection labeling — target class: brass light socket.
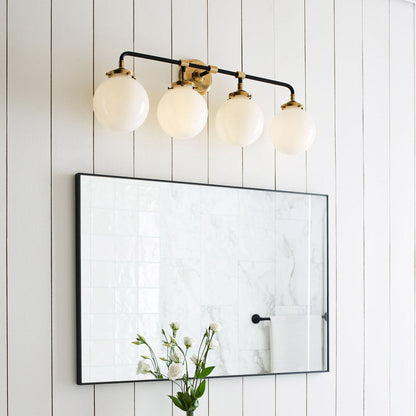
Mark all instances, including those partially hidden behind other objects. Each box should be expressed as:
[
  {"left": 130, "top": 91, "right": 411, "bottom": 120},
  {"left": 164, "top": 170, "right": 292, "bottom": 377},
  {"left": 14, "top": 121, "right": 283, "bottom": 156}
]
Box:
[
  {"left": 171, "top": 80, "right": 195, "bottom": 89},
  {"left": 228, "top": 90, "right": 252, "bottom": 99},
  {"left": 106, "top": 59, "right": 134, "bottom": 78},
  {"left": 281, "top": 100, "right": 304, "bottom": 110}
]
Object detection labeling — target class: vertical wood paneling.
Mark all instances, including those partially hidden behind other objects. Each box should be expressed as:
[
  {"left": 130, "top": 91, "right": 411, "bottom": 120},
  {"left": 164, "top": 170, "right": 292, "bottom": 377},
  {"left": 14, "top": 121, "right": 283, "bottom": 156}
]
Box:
[
  {"left": 275, "top": 0, "right": 307, "bottom": 193},
  {"left": 334, "top": 0, "right": 364, "bottom": 415},
  {"left": 3, "top": 2, "right": 416, "bottom": 416},
  {"left": 0, "top": 0, "right": 7, "bottom": 413},
  {"left": 95, "top": 384, "right": 134, "bottom": 416},
  {"left": 207, "top": 0, "right": 242, "bottom": 187},
  {"left": 171, "top": 0, "right": 208, "bottom": 183},
  {"left": 242, "top": 0, "right": 275, "bottom": 190},
  {"left": 93, "top": 0, "right": 135, "bottom": 414},
  {"left": 209, "top": 377, "right": 242, "bottom": 416},
  {"left": 93, "top": 0, "right": 134, "bottom": 176},
  {"left": 276, "top": 375, "right": 306, "bottom": 416},
  {"left": 274, "top": 0, "right": 308, "bottom": 413},
  {"left": 7, "top": 0, "right": 51, "bottom": 415},
  {"left": 304, "top": 0, "right": 336, "bottom": 415},
  {"left": 243, "top": 376, "right": 275, "bottom": 416},
  {"left": 134, "top": 0, "right": 172, "bottom": 180},
  {"left": 362, "top": 1, "right": 390, "bottom": 415},
  {"left": 390, "top": 1, "right": 415, "bottom": 415},
  {"left": 51, "top": 0, "right": 94, "bottom": 414},
  {"left": 135, "top": 381, "right": 172, "bottom": 416}
]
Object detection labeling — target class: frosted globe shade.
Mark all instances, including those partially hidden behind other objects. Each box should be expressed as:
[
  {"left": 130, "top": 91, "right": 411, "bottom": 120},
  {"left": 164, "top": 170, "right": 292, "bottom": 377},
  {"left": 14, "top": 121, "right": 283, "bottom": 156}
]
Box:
[
  {"left": 157, "top": 84, "right": 208, "bottom": 139},
  {"left": 93, "top": 74, "right": 149, "bottom": 133},
  {"left": 215, "top": 95, "right": 264, "bottom": 146},
  {"left": 269, "top": 106, "right": 316, "bottom": 154}
]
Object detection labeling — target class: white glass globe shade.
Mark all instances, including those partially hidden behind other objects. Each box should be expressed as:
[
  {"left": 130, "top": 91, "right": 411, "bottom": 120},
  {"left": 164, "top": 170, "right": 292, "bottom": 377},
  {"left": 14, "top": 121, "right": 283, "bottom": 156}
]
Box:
[
  {"left": 157, "top": 84, "right": 208, "bottom": 139},
  {"left": 269, "top": 106, "right": 316, "bottom": 154},
  {"left": 93, "top": 74, "right": 149, "bottom": 132},
  {"left": 215, "top": 95, "right": 264, "bottom": 146}
]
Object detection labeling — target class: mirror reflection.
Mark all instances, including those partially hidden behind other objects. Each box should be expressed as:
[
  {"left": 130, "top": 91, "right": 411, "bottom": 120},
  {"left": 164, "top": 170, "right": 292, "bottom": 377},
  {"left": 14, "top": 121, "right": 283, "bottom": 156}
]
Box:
[{"left": 77, "top": 174, "right": 328, "bottom": 384}]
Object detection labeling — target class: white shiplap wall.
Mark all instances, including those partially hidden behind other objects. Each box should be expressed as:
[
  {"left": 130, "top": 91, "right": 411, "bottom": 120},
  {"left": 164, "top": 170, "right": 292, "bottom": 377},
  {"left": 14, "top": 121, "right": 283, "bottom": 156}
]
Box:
[{"left": 1, "top": 0, "right": 415, "bottom": 415}]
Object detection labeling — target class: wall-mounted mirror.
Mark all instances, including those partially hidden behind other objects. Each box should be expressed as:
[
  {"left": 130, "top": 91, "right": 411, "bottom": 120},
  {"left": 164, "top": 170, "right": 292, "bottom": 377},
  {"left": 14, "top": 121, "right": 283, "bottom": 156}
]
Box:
[{"left": 76, "top": 173, "right": 328, "bottom": 384}]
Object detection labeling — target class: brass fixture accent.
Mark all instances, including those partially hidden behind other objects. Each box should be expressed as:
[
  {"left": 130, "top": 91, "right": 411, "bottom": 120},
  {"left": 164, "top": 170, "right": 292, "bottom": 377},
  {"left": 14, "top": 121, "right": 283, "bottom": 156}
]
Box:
[
  {"left": 281, "top": 99, "right": 303, "bottom": 110},
  {"left": 179, "top": 59, "right": 190, "bottom": 67},
  {"left": 106, "top": 67, "right": 133, "bottom": 77},
  {"left": 106, "top": 59, "right": 133, "bottom": 78},
  {"left": 171, "top": 80, "right": 195, "bottom": 89},
  {"left": 228, "top": 77, "right": 252, "bottom": 99},
  {"left": 281, "top": 93, "right": 303, "bottom": 110},
  {"left": 180, "top": 59, "right": 213, "bottom": 95}
]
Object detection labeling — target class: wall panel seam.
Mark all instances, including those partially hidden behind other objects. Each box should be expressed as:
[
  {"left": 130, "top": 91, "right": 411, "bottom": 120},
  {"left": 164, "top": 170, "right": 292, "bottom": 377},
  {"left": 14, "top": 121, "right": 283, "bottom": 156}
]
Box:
[
  {"left": 413, "top": 5, "right": 416, "bottom": 415},
  {"left": 361, "top": 0, "right": 365, "bottom": 414},
  {"left": 332, "top": 0, "right": 338, "bottom": 413},
  {"left": 50, "top": 0, "right": 54, "bottom": 413},
  {"left": 5, "top": 0, "right": 8, "bottom": 414},
  {"left": 387, "top": 1, "right": 391, "bottom": 415}
]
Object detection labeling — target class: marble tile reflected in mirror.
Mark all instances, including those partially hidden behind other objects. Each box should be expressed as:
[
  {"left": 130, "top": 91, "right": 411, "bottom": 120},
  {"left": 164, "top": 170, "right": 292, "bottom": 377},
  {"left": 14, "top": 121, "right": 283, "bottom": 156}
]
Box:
[{"left": 76, "top": 174, "right": 328, "bottom": 384}]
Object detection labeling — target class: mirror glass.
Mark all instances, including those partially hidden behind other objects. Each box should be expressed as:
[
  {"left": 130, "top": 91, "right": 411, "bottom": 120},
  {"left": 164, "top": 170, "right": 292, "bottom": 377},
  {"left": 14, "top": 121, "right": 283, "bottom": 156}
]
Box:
[{"left": 77, "top": 174, "right": 328, "bottom": 384}]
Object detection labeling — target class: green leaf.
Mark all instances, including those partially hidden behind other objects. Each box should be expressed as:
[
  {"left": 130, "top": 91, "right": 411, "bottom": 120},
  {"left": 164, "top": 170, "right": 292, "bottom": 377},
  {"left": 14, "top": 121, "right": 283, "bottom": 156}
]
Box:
[
  {"left": 168, "top": 396, "right": 186, "bottom": 411},
  {"left": 182, "top": 392, "right": 193, "bottom": 408},
  {"left": 132, "top": 341, "right": 142, "bottom": 345},
  {"left": 195, "top": 380, "right": 206, "bottom": 398},
  {"left": 198, "top": 366, "right": 215, "bottom": 379}
]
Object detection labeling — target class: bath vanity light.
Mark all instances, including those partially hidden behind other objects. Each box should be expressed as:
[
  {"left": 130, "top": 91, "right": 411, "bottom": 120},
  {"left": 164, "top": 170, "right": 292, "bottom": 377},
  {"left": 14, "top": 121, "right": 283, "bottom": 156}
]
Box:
[{"left": 93, "top": 51, "right": 316, "bottom": 154}]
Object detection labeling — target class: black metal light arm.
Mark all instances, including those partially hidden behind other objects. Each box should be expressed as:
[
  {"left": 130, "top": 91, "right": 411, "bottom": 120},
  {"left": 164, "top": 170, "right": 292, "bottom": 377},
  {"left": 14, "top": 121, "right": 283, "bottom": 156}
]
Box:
[{"left": 118, "top": 50, "right": 296, "bottom": 96}]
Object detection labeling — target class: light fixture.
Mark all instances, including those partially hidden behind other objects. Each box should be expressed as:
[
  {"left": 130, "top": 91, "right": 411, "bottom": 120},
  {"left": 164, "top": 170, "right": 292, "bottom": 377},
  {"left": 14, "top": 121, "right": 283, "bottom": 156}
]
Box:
[
  {"left": 215, "top": 76, "right": 264, "bottom": 146},
  {"left": 93, "top": 65, "right": 149, "bottom": 132},
  {"left": 93, "top": 51, "right": 316, "bottom": 154},
  {"left": 269, "top": 95, "right": 316, "bottom": 154},
  {"left": 157, "top": 61, "right": 208, "bottom": 139}
]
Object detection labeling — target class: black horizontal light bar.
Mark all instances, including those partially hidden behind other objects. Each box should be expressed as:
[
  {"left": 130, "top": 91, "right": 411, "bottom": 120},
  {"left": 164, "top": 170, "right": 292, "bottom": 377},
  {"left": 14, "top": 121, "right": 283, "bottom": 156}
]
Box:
[{"left": 118, "top": 51, "right": 295, "bottom": 96}]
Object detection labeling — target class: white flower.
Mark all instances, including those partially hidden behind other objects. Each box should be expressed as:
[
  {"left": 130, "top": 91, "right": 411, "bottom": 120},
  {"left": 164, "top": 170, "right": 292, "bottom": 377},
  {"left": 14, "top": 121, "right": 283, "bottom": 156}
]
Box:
[
  {"left": 207, "top": 338, "right": 219, "bottom": 350},
  {"left": 168, "top": 362, "right": 185, "bottom": 380},
  {"left": 183, "top": 336, "right": 194, "bottom": 348},
  {"left": 170, "top": 322, "right": 180, "bottom": 331},
  {"left": 170, "top": 349, "right": 184, "bottom": 363},
  {"left": 190, "top": 354, "right": 202, "bottom": 366},
  {"left": 209, "top": 323, "right": 222, "bottom": 333},
  {"left": 136, "top": 359, "right": 151, "bottom": 375}
]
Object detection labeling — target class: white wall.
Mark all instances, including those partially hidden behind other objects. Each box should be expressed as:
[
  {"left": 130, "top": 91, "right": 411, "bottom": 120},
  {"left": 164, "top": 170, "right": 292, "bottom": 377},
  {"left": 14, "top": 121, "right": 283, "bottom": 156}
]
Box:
[{"left": 0, "top": 0, "right": 414, "bottom": 415}]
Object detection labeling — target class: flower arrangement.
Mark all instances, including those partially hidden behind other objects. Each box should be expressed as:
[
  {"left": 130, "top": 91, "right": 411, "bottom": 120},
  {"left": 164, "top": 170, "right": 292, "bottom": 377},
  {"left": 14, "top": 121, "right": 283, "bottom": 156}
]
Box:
[{"left": 133, "top": 322, "right": 221, "bottom": 416}]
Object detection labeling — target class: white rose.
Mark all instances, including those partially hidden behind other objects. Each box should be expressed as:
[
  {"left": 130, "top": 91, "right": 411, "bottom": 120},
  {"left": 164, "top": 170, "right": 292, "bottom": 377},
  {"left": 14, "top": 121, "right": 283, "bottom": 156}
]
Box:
[
  {"left": 183, "top": 336, "right": 194, "bottom": 348},
  {"left": 136, "top": 359, "right": 151, "bottom": 375},
  {"left": 170, "top": 349, "right": 184, "bottom": 363},
  {"left": 209, "top": 323, "right": 222, "bottom": 333},
  {"left": 190, "top": 354, "right": 202, "bottom": 366},
  {"left": 208, "top": 338, "right": 219, "bottom": 350},
  {"left": 170, "top": 322, "right": 180, "bottom": 331},
  {"left": 168, "top": 362, "right": 185, "bottom": 380}
]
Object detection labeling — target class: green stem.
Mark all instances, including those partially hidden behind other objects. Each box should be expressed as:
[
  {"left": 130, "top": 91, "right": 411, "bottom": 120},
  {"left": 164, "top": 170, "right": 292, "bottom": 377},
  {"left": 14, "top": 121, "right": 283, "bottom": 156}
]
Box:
[{"left": 144, "top": 341, "right": 161, "bottom": 375}]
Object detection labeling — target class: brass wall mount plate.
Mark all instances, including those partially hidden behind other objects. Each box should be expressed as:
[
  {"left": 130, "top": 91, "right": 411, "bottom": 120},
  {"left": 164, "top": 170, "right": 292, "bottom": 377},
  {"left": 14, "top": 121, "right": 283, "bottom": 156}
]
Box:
[{"left": 180, "top": 59, "right": 212, "bottom": 95}]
